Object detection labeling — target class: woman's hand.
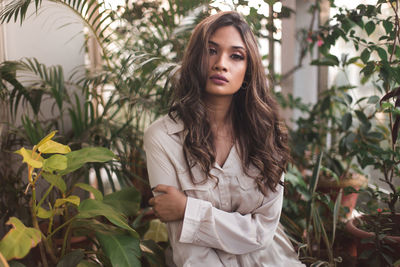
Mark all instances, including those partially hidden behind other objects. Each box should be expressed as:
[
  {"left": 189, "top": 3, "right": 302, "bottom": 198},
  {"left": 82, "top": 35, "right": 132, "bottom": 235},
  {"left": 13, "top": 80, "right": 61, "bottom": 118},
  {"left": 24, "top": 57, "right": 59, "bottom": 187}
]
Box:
[{"left": 148, "top": 184, "right": 187, "bottom": 222}]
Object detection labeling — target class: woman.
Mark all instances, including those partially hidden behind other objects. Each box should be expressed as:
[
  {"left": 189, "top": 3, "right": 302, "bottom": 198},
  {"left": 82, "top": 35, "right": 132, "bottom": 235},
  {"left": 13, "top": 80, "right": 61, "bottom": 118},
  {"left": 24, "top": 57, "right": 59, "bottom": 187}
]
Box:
[{"left": 145, "top": 11, "right": 304, "bottom": 267}]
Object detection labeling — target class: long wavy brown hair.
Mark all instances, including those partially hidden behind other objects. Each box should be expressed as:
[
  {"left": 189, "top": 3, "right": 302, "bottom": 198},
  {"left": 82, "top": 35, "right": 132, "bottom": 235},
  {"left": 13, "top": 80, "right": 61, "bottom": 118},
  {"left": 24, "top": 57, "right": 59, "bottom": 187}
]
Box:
[{"left": 169, "top": 11, "right": 290, "bottom": 194}]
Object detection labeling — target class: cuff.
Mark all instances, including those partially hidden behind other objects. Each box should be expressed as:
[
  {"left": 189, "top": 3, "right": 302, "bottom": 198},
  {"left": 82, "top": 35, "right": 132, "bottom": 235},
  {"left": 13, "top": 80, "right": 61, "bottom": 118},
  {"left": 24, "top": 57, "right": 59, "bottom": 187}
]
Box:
[{"left": 179, "top": 197, "right": 208, "bottom": 243}]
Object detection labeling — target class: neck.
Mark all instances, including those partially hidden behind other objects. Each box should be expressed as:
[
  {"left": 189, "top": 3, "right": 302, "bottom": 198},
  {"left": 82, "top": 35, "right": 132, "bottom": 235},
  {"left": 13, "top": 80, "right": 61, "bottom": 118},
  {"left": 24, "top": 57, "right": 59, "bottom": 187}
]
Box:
[{"left": 204, "top": 95, "right": 233, "bottom": 130}]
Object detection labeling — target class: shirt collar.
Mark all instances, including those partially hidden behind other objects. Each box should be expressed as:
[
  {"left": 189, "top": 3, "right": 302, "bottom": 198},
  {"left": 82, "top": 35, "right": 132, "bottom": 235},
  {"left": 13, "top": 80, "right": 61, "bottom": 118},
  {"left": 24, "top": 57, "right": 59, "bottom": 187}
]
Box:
[{"left": 164, "top": 114, "right": 185, "bottom": 135}]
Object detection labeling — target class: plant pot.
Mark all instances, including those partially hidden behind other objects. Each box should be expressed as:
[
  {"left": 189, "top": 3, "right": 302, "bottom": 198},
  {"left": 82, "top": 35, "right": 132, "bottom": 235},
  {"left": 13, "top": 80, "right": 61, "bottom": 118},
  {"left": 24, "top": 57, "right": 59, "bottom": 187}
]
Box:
[
  {"left": 318, "top": 173, "right": 367, "bottom": 218},
  {"left": 345, "top": 214, "right": 400, "bottom": 258}
]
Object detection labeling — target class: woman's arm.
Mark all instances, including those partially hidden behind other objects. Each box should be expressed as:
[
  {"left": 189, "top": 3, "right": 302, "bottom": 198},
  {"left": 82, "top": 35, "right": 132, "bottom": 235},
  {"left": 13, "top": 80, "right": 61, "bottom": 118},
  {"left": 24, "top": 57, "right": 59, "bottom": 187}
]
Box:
[
  {"left": 153, "top": 181, "right": 283, "bottom": 255},
  {"left": 179, "top": 183, "right": 283, "bottom": 255},
  {"left": 143, "top": 122, "right": 224, "bottom": 266}
]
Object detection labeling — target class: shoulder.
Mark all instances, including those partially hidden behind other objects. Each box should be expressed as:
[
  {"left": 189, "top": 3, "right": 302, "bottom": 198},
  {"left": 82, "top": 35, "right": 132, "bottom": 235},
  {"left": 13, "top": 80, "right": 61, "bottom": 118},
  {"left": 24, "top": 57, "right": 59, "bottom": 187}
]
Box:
[
  {"left": 144, "top": 115, "right": 169, "bottom": 146},
  {"left": 144, "top": 114, "right": 183, "bottom": 148}
]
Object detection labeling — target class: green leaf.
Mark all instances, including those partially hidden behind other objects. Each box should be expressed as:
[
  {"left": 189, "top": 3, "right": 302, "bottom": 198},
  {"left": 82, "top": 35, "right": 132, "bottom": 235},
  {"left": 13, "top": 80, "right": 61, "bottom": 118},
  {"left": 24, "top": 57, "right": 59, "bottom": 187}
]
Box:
[
  {"left": 59, "top": 147, "right": 115, "bottom": 176},
  {"left": 38, "top": 140, "right": 71, "bottom": 154},
  {"left": 355, "top": 110, "right": 369, "bottom": 125},
  {"left": 42, "top": 154, "right": 67, "bottom": 172},
  {"left": 365, "top": 20, "right": 375, "bottom": 35},
  {"left": 56, "top": 250, "right": 84, "bottom": 267},
  {"left": 55, "top": 195, "right": 80, "bottom": 208},
  {"left": 0, "top": 217, "right": 41, "bottom": 260},
  {"left": 77, "top": 260, "right": 99, "bottom": 267},
  {"left": 311, "top": 54, "right": 339, "bottom": 66},
  {"left": 14, "top": 147, "right": 43, "bottom": 168},
  {"left": 360, "top": 49, "right": 370, "bottom": 64},
  {"left": 383, "top": 19, "right": 393, "bottom": 34},
  {"left": 332, "top": 190, "right": 342, "bottom": 246},
  {"left": 96, "top": 233, "right": 141, "bottom": 267},
  {"left": 367, "top": 95, "right": 380, "bottom": 104},
  {"left": 42, "top": 173, "right": 66, "bottom": 193},
  {"left": 75, "top": 183, "right": 103, "bottom": 201},
  {"left": 143, "top": 219, "right": 168, "bottom": 243},
  {"left": 376, "top": 47, "right": 387, "bottom": 61},
  {"left": 103, "top": 187, "right": 141, "bottom": 217},
  {"left": 77, "top": 199, "right": 138, "bottom": 237},
  {"left": 309, "top": 153, "right": 323, "bottom": 195},
  {"left": 341, "top": 112, "right": 352, "bottom": 130},
  {"left": 8, "top": 261, "right": 25, "bottom": 267},
  {"left": 36, "top": 206, "right": 52, "bottom": 219}
]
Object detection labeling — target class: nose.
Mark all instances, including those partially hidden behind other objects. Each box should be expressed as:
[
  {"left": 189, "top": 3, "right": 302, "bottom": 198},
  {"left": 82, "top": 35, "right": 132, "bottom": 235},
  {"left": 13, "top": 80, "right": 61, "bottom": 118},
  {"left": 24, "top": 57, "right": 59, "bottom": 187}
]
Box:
[{"left": 212, "top": 54, "right": 227, "bottom": 72}]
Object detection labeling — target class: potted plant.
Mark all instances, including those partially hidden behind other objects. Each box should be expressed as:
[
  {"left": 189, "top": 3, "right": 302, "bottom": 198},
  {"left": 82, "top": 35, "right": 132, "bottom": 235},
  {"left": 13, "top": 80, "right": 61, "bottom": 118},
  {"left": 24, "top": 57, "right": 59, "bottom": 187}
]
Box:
[
  {"left": 0, "top": 131, "right": 146, "bottom": 266},
  {"left": 303, "top": 0, "right": 400, "bottom": 265},
  {"left": 286, "top": 85, "right": 368, "bottom": 219}
]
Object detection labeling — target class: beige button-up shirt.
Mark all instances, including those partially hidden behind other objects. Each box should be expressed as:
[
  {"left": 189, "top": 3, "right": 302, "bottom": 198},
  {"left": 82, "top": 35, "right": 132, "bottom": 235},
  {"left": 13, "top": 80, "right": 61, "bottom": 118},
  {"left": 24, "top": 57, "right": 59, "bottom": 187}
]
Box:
[{"left": 144, "top": 115, "right": 305, "bottom": 267}]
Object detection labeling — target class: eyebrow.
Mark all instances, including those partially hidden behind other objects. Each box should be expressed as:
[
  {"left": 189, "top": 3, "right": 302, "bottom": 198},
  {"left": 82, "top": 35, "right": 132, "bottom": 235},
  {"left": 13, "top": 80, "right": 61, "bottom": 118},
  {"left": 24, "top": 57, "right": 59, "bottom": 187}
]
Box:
[{"left": 208, "top": 40, "right": 246, "bottom": 51}]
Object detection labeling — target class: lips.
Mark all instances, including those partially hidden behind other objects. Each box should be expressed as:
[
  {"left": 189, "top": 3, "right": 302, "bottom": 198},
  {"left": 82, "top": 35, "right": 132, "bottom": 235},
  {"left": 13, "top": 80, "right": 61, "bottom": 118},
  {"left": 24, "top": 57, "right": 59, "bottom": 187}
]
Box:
[{"left": 209, "top": 74, "right": 228, "bottom": 85}]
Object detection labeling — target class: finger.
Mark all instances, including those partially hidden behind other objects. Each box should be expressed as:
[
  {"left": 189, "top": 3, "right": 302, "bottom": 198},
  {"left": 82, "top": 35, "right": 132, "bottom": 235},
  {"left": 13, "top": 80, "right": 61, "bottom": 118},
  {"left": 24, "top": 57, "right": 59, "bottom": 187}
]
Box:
[{"left": 152, "top": 184, "right": 171, "bottom": 193}]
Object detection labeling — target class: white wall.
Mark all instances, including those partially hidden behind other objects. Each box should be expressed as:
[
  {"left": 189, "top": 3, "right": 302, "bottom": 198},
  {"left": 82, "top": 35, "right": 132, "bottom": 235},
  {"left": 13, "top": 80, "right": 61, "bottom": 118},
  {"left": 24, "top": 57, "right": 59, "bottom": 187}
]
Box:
[
  {"left": 1, "top": 1, "right": 85, "bottom": 131},
  {"left": 3, "top": 2, "right": 85, "bottom": 75}
]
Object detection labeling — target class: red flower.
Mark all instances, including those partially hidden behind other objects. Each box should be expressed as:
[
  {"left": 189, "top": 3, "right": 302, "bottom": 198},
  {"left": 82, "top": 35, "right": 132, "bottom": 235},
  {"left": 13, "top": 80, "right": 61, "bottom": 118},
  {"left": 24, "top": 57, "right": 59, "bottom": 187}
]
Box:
[{"left": 377, "top": 208, "right": 382, "bottom": 213}]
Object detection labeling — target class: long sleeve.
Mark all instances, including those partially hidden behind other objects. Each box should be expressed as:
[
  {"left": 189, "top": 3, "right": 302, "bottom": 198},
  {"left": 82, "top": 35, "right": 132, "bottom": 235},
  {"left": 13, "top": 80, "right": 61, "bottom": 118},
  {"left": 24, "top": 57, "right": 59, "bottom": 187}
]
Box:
[
  {"left": 143, "top": 122, "right": 224, "bottom": 267},
  {"left": 179, "top": 180, "right": 283, "bottom": 255}
]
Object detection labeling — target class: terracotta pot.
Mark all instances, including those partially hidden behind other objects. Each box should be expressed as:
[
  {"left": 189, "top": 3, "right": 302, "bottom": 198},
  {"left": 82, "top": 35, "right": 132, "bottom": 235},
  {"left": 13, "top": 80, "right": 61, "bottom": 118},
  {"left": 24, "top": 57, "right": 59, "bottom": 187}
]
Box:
[
  {"left": 345, "top": 214, "right": 400, "bottom": 258},
  {"left": 318, "top": 173, "right": 368, "bottom": 218}
]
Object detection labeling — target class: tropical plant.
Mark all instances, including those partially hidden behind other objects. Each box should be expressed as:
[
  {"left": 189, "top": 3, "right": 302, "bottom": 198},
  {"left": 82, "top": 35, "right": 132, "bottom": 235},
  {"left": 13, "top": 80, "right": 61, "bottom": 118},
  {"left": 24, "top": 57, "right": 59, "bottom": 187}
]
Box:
[
  {"left": 0, "top": 131, "right": 147, "bottom": 267},
  {"left": 282, "top": 154, "right": 344, "bottom": 267},
  {"left": 307, "top": 0, "right": 400, "bottom": 221}
]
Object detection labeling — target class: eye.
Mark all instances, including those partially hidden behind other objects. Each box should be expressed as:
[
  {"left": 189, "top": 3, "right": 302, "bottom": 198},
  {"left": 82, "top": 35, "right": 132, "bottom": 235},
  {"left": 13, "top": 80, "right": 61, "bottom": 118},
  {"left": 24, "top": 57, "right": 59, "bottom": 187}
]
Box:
[
  {"left": 209, "top": 48, "right": 217, "bottom": 55},
  {"left": 231, "top": 53, "right": 244, "bottom": 60}
]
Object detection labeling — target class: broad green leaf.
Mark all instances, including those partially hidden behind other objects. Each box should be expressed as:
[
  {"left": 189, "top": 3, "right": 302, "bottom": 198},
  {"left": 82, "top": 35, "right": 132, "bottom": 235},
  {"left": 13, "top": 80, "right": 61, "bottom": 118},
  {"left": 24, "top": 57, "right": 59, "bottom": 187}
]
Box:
[
  {"left": 38, "top": 140, "right": 71, "bottom": 154},
  {"left": 36, "top": 131, "right": 57, "bottom": 148},
  {"left": 77, "top": 199, "right": 137, "bottom": 237},
  {"left": 59, "top": 147, "right": 115, "bottom": 176},
  {"left": 36, "top": 207, "right": 52, "bottom": 219},
  {"left": 14, "top": 148, "right": 43, "bottom": 168},
  {"left": 56, "top": 250, "right": 84, "bottom": 267},
  {"left": 55, "top": 195, "right": 80, "bottom": 208},
  {"left": 383, "top": 20, "right": 393, "bottom": 34},
  {"left": 0, "top": 217, "right": 41, "bottom": 260},
  {"left": 77, "top": 260, "right": 99, "bottom": 267},
  {"left": 143, "top": 219, "right": 168, "bottom": 243},
  {"left": 75, "top": 183, "right": 103, "bottom": 201},
  {"left": 376, "top": 47, "right": 387, "bottom": 61},
  {"left": 367, "top": 95, "right": 380, "bottom": 104},
  {"left": 96, "top": 233, "right": 141, "bottom": 267},
  {"left": 341, "top": 112, "right": 352, "bottom": 130},
  {"left": 0, "top": 252, "right": 9, "bottom": 267},
  {"left": 360, "top": 49, "right": 370, "bottom": 64},
  {"left": 103, "top": 187, "right": 141, "bottom": 216},
  {"left": 42, "top": 154, "right": 67, "bottom": 172},
  {"left": 42, "top": 173, "right": 66, "bottom": 193},
  {"left": 365, "top": 20, "right": 375, "bottom": 35}
]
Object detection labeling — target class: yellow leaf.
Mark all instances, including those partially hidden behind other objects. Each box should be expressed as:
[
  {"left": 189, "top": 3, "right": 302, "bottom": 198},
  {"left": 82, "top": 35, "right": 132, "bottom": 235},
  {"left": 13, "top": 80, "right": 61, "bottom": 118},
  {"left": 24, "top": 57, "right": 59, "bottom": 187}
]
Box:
[
  {"left": 143, "top": 219, "right": 168, "bottom": 243},
  {"left": 36, "top": 131, "right": 57, "bottom": 148},
  {"left": 353, "top": 62, "right": 364, "bottom": 68},
  {"left": 38, "top": 140, "right": 71, "bottom": 154},
  {"left": 14, "top": 148, "right": 43, "bottom": 169},
  {"left": 36, "top": 207, "right": 52, "bottom": 219},
  {"left": 0, "top": 217, "right": 41, "bottom": 260},
  {"left": 55, "top": 195, "right": 80, "bottom": 208}
]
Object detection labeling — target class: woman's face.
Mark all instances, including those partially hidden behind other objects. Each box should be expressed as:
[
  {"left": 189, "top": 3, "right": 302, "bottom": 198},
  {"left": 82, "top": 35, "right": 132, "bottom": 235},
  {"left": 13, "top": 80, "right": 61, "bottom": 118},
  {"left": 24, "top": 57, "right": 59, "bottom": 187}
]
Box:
[{"left": 205, "top": 26, "right": 247, "bottom": 98}]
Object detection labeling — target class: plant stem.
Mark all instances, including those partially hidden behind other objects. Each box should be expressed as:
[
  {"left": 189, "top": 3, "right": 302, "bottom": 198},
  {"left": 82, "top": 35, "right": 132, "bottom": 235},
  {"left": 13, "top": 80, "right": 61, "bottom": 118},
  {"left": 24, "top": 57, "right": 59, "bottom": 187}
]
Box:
[
  {"left": 47, "top": 217, "right": 76, "bottom": 240},
  {"left": 31, "top": 184, "right": 50, "bottom": 267}
]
